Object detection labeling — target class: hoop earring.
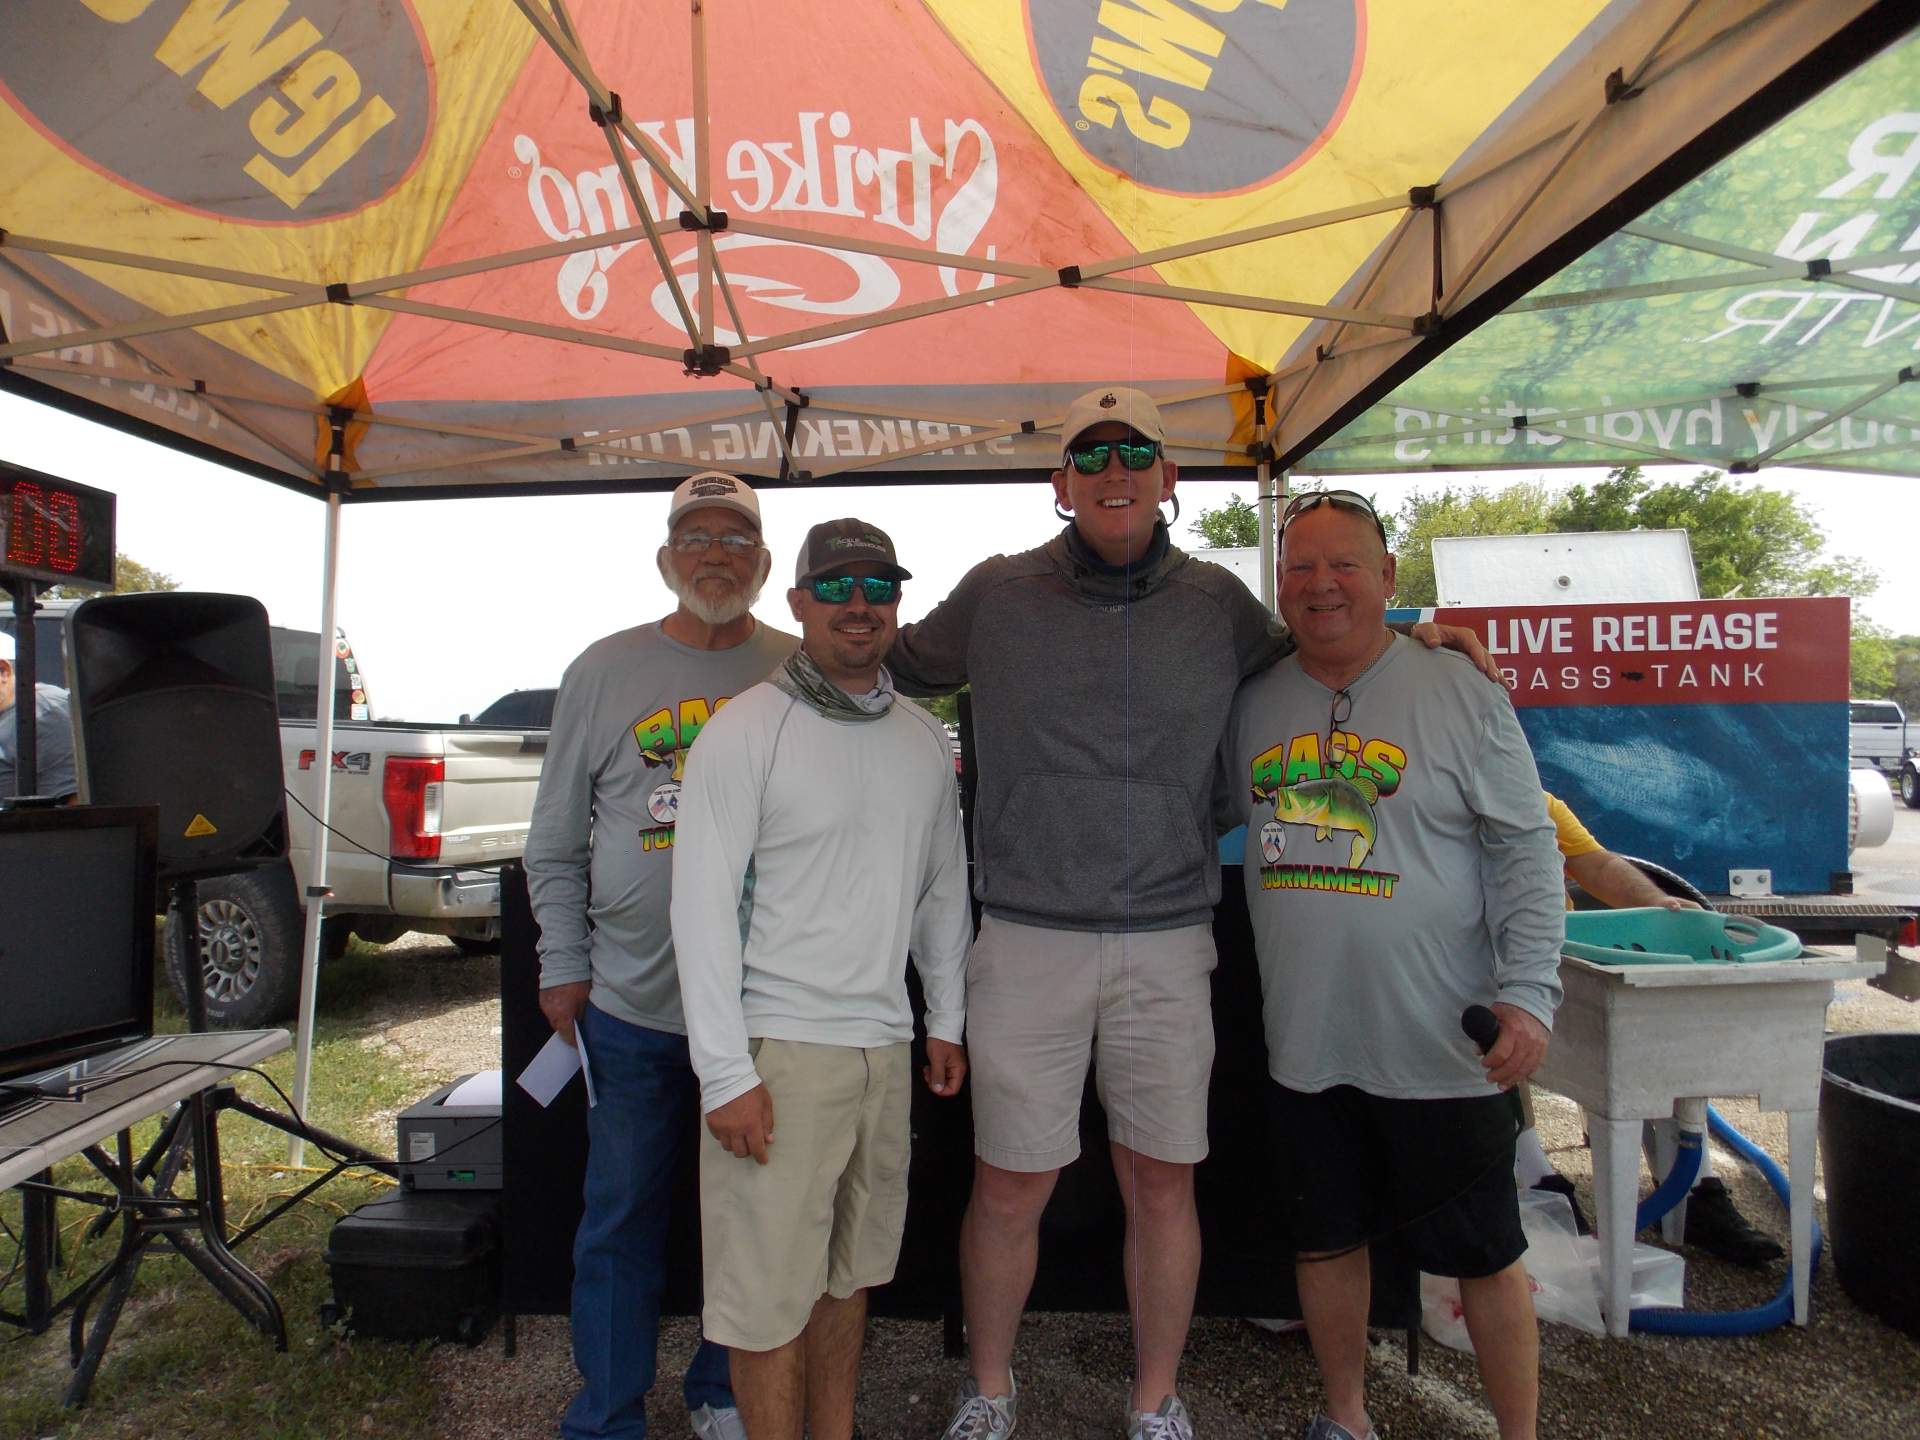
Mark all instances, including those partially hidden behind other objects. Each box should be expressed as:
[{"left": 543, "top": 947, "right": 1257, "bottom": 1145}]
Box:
[
  {"left": 1161, "top": 493, "right": 1181, "bottom": 526},
  {"left": 1055, "top": 502, "right": 1074, "bottom": 523}
]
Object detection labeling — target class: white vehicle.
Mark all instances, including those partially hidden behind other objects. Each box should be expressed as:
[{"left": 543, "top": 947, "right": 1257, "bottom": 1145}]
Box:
[
  {"left": 1849, "top": 697, "right": 1909, "bottom": 780},
  {"left": 4, "top": 602, "right": 546, "bottom": 1025}
]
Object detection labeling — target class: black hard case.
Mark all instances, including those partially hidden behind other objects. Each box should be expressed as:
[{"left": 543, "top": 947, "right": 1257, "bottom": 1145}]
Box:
[{"left": 323, "top": 1190, "right": 501, "bottom": 1345}]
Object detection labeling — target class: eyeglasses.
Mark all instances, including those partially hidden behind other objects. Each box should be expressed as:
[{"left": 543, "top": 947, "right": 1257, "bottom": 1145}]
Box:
[
  {"left": 1326, "top": 686, "right": 1354, "bottom": 772},
  {"left": 1279, "top": 489, "right": 1387, "bottom": 546},
  {"left": 669, "top": 532, "right": 762, "bottom": 555},
  {"left": 1066, "top": 439, "right": 1161, "bottom": 476},
  {"left": 807, "top": 574, "right": 902, "bottom": 605}
]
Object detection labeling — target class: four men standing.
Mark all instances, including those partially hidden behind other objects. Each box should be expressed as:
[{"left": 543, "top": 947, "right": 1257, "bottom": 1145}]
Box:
[{"left": 525, "top": 416, "right": 1629, "bottom": 1438}]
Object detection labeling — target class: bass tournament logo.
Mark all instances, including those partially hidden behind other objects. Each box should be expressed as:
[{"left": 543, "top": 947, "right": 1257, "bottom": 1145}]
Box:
[
  {"left": 1026, "top": 0, "right": 1363, "bottom": 194},
  {"left": 3, "top": 0, "right": 433, "bottom": 223}
]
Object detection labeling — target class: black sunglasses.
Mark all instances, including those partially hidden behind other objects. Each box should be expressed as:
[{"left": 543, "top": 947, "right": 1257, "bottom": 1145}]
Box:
[
  {"left": 808, "top": 574, "right": 901, "bottom": 605},
  {"left": 1280, "top": 489, "right": 1387, "bottom": 546}
]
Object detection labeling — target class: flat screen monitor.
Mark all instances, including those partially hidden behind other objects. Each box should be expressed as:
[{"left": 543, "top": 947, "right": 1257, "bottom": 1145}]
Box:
[{"left": 0, "top": 804, "right": 157, "bottom": 1085}]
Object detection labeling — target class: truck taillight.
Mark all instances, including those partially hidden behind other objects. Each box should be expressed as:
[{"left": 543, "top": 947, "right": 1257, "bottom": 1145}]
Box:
[{"left": 384, "top": 756, "right": 445, "bottom": 861}]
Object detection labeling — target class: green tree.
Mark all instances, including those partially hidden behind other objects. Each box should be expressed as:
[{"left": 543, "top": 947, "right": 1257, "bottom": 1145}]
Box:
[
  {"left": 47, "top": 551, "right": 178, "bottom": 598},
  {"left": 1188, "top": 493, "right": 1259, "bottom": 548},
  {"left": 907, "top": 690, "right": 965, "bottom": 727},
  {"left": 1387, "top": 482, "right": 1559, "bottom": 608},
  {"left": 1851, "top": 620, "right": 1896, "bottom": 699},
  {"left": 1886, "top": 636, "right": 1920, "bottom": 714}
]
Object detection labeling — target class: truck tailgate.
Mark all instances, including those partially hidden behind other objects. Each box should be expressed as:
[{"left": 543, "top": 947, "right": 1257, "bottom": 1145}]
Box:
[{"left": 436, "top": 729, "right": 545, "bottom": 866}]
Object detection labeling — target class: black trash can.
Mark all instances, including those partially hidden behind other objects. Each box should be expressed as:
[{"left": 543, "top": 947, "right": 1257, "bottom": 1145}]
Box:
[{"left": 1819, "top": 1033, "right": 1920, "bottom": 1337}]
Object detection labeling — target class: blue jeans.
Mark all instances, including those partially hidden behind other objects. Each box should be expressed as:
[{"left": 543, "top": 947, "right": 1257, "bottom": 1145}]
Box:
[{"left": 563, "top": 1002, "right": 733, "bottom": 1439}]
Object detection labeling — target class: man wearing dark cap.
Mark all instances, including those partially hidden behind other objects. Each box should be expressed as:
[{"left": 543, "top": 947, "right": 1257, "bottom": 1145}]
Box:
[
  {"left": 672, "top": 519, "right": 971, "bottom": 1440},
  {"left": 526, "top": 471, "right": 793, "bottom": 1440}
]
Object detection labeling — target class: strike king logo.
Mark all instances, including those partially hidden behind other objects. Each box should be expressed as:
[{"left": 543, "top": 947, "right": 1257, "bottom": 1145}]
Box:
[
  {"left": 1028, "top": 0, "right": 1363, "bottom": 194},
  {"left": 3, "top": 0, "right": 432, "bottom": 223}
]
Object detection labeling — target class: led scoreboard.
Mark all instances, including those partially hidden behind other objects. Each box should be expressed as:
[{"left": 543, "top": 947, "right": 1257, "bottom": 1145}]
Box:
[{"left": 0, "top": 461, "right": 116, "bottom": 592}]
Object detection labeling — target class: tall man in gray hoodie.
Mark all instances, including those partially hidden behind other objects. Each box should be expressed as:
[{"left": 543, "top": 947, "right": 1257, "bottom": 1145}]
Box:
[{"left": 894, "top": 388, "right": 1491, "bottom": 1440}]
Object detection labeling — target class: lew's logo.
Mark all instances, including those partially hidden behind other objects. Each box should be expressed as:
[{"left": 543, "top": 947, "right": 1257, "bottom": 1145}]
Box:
[
  {"left": 1028, "top": 0, "right": 1362, "bottom": 195},
  {"left": 3, "top": 0, "right": 432, "bottom": 222}
]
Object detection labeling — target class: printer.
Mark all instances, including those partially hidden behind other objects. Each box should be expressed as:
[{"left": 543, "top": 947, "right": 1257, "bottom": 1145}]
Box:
[{"left": 397, "top": 1072, "right": 502, "bottom": 1190}]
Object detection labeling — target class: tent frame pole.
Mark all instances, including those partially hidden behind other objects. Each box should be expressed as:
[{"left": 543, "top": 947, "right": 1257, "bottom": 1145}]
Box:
[{"left": 289, "top": 466, "right": 345, "bottom": 1168}]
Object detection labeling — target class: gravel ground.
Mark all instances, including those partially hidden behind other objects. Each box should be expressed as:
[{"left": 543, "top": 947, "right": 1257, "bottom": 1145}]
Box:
[{"left": 401, "top": 945, "right": 1920, "bottom": 1440}]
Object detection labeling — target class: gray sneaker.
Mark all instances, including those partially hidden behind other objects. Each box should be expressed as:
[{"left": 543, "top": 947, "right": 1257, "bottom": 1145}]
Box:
[
  {"left": 1303, "top": 1414, "right": 1377, "bottom": 1440},
  {"left": 689, "top": 1402, "right": 749, "bottom": 1440},
  {"left": 942, "top": 1372, "right": 1018, "bottom": 1438},
  {"left": 1128, "top": 1395, "right": 1195, "bottom": 1440}
]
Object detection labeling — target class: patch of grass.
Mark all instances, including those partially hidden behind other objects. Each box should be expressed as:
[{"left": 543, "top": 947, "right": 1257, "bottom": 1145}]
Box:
[{"left": 0, "top": 939, "right": 495, "bottom": 1438}]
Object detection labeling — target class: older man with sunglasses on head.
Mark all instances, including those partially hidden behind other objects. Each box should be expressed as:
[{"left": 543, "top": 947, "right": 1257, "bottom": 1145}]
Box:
[
  {"left": 1222, "top": 489, "right": 1565, "bottom": 1440},
  {"left": 671, "top": 519, "right": 971, "bottom": 1440},
  {"left": 889, "top": 389, "right": 1498, "bottom": 1440},
  {"left": 526, "top": 472, "right": 794, "bottom": 1440}
]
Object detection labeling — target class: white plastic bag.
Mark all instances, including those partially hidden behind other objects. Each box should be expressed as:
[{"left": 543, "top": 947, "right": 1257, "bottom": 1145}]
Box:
[{"left": 1423, "top": 1187, "right": 1689, "bottom": 1350}]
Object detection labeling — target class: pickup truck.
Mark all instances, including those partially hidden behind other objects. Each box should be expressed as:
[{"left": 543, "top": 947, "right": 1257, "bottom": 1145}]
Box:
[
  {"left": 4, "top": 600, "right": 546, "bottom": 1025},
  {"left": 1850, "top": 697, "right": 1913, "bottom": 781}
]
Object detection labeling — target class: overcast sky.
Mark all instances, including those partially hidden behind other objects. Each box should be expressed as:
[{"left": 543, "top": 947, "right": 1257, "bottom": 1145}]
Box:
[{"left": 5, "top": 389, "right": 1915, "bottom": 722}]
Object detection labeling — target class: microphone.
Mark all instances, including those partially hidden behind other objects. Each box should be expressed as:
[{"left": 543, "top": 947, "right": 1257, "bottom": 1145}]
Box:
[{"left": 1461, "top": 1005, "right": 1501, "bottom": 1056}]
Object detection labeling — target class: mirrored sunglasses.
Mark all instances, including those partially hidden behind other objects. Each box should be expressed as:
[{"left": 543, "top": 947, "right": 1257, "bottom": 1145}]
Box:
[
  {"left": 1067, "top": 439, "right": 1161, "bottom": 476},
  {"left": 808, "top": 574, "right": 901, "bottom": 605}
]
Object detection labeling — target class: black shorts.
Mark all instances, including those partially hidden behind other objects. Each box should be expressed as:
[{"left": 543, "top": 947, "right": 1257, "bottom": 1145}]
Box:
[{"left": 1263, "top": 1081, "right": 1526, "bottom": 1279}]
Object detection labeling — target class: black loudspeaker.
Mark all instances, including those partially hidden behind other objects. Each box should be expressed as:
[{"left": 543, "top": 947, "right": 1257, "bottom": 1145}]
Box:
[{"left": 66, "top": 593, "right": 288, "bottom": 880}]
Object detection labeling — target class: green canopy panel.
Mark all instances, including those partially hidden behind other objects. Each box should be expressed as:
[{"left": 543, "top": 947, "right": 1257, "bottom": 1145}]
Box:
[
  {"left": 0, "top": 0, "right": 1909, "bottom": 499},
  {"left": 1302, "top": 29, "right": 1920, "bottom": 479}
]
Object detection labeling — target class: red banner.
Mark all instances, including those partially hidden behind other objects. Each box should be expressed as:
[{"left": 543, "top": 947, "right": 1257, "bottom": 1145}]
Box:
[{"left": 1424, "top": 596, "right": 1851, "bottom": 708}]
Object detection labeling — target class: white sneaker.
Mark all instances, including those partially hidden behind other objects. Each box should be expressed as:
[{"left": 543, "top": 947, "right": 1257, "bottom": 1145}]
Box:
[
  {"left": 689, "top": 1402, "right": 748, "bottom": 1440},
  {"left": 942, "top": 1371, "right": 1018, "bottom": 1438},
  {"left": 1128, "top": 1395, "right": 1195, "bottom": 1440}
]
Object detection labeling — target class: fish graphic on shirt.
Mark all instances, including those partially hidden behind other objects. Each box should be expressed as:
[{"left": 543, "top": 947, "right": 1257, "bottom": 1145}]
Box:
[{"left": 1252, "top": 774, "right": 1380, "bottom": 869}]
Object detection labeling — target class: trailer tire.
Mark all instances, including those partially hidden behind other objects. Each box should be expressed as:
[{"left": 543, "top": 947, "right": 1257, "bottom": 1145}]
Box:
[
  {"left": 1902, "top": 764, "right": 1920, "bottom": 810},
  {"left": 164, "top": 866, "right": 304, "bottom": 1027}
]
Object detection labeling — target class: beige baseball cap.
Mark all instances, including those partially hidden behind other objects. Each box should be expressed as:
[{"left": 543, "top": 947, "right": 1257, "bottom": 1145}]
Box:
[
  {"left": 1059, "top": 386, "right": 1167, "bottom": 462},
  {"left": 666, "top": 471, "right": 761, "bottom": 531}
]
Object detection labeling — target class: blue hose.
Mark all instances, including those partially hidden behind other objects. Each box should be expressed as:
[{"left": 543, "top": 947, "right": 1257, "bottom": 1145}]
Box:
[{"left": 1628, "top": 1105, "right": 1819, "bottom": 1335}]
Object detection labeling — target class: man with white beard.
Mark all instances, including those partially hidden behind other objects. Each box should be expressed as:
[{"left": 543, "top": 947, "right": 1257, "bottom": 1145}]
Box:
[{"left": 527, "top": 472, "right": 796, "bottom": 1440}]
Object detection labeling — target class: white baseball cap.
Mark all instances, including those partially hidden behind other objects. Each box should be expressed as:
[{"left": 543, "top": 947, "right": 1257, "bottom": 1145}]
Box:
[
  {"left": 0, "top": 630, "right": 13, "bottom": 664},
  {"left": 1059, "top": 386, "right": 1167, "bottom": 462},
  {"left": 666, "top": 471, "right": 762, "bottom": 531}
]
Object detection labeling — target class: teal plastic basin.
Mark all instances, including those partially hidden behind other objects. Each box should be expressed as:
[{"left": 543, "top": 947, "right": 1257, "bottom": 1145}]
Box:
[{"left": 1562, "top": 907, "right": 1802, "bottom": 966}]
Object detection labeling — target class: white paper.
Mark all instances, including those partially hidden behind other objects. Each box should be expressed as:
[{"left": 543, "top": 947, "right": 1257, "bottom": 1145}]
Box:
[
  {"left": 577, "top": 1025, "right": 597, "bottom": 1109},
  {"left": 516, "top": 1031, "right": 583, "bottom": 1108},
  {"left": 445, "top": 1070, "right": 502, "bottom": 1108}
]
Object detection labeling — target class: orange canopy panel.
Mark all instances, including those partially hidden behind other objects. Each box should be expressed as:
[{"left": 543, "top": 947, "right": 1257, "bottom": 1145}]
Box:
[{"left": 0, "top": 1, "right": 1906, "bottom": 496}]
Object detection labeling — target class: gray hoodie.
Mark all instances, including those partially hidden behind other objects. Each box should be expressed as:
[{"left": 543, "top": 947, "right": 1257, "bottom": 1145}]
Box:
[{"left": 889, "top": 522, "right": 1291, "bottom": 932}]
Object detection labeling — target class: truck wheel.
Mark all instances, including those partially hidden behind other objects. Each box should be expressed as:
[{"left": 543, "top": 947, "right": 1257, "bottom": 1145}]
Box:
[
  {"left": 164, "top": 867, "right": 304, "bottom": 1027},
  {"left": 1902, "top": 766, "right": 1920, "bottom": 810}
]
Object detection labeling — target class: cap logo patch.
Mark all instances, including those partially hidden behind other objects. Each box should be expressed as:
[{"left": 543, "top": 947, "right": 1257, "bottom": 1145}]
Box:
[
  {"left": 688, "top": 477, "right": 736, "bottom": 497},
  {"left": 1099, "top": 392, "right": 1118, "bottom": 409}
]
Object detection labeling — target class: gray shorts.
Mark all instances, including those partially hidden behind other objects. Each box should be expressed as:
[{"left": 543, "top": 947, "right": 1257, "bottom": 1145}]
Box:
[{"left": 966, "top": 914, "right": 1217, "bottom": 1171}]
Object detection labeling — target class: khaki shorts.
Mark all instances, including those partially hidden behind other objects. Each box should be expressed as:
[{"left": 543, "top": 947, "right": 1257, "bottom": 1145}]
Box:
[
  {"left": 699, "top": 1038, "right": 911, "bottom": 1351},
  {"left": 966, "top": 915, "right": 1217, "bottom": 1171}
]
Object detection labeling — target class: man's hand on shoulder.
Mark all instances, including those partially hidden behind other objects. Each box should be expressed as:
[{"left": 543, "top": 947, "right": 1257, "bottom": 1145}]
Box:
[
  {"left": 708, "top": 1083, "right": 775, "bottom": 1164},
  {"left": 539, "top": 981, "right": 592, "bottom": 1046},
  {"left": 1482, "top": 1003, "right": 1550, "bottom": 1089},
  {"left": 923, "top": 1038, "right": 967, "bottom": 1098},
  {"left": 1411, "top": 620, "right": 1505, "bottom": 686}
]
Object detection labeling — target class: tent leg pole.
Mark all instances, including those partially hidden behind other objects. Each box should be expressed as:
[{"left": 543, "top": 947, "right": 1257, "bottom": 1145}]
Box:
[{"left": 289, "top": 484, "right": 344, "bottom": 1168}]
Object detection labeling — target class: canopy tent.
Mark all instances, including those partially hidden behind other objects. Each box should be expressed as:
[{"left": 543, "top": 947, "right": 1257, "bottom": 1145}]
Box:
[
  {"left": 3, "top": 0, "right": 1913, "bottom": 1148},
  {"left": 1302, "top": 27, "right": 1920, "bottom": 478},
  {"left": 1, "top": 1, "right": 1910, "bottom": 499}
]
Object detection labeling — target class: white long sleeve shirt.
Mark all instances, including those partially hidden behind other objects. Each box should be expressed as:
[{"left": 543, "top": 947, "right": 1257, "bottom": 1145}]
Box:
[{"left": 670, "top": 679, "right": 970, "bottom": 1113}]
